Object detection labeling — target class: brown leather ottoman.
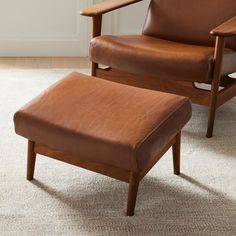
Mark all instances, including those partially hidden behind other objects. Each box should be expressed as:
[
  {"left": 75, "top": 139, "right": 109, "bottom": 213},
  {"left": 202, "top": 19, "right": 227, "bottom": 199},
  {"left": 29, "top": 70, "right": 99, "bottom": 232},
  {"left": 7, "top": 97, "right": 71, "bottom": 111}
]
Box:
[{"left": 14, "top": 72, "right": 192, "bottom": 216}]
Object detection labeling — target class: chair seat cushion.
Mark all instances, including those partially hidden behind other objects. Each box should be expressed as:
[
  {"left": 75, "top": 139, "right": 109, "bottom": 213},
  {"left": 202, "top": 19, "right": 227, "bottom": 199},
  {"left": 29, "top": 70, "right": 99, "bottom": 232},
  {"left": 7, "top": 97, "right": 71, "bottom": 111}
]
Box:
[
  {"left": 90, "top": 35, "right": 236, "bottom": 83},
  {"left": 14, "top": 73, "right": 191, "bottom": 172}
]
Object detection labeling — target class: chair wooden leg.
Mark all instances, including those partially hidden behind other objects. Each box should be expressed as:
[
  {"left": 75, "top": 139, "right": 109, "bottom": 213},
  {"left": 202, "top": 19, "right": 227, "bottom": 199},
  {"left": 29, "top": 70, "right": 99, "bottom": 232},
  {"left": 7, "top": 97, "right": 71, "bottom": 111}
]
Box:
[
  {"left": 206, "top": 86, "right": 219, "bottom": 138},
  {"left": 126, "top": 172, "right": 139, "bottom": 216},
  {"left": 27, "top": 140, "right": 36, "bottom": 180},
  {"left": 91, "top": 62, "right": 98, "bottom": 76},
  {"left": 172, "top": 132, "right": 181, "bottom": 175},
  {"left": 206, "top": 36, "right": 225, "bottom": 138}
]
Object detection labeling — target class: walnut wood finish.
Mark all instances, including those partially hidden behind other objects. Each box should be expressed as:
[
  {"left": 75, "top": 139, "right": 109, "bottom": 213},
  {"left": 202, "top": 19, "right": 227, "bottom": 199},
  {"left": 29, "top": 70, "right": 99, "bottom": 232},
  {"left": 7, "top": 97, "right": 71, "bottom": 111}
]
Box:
[
  {"left": 26, "top": 132, "right": 181, "bottom": 216},
  {"left": 127, "top": 172, "right": 139, "bottom": 216},
  {"left": 80, "top": 0, "right": 143, "bottom": 17},
  {"left": 206, "top": 37, "right": 226, "bottom": 138},
  {"left": 91, "top": 15, "right": 102, "bottom": 76},
  {"left": 27, "top": 140, "right": 36, "bottom": 180},
  {"left": 35, "top": 142, "right": 130, "bottom": 183},
  {"left": 96, "top": 67, "right": 211, "bottom": 106},
  {"left": 172, "top": 132, "right": 181, "bottom": 175},
  {"left": 211, "top": 16, "right": 236, "bottom": 37},
  {"left": 92, "top": 15, "right": 102, "bottom": 37}
]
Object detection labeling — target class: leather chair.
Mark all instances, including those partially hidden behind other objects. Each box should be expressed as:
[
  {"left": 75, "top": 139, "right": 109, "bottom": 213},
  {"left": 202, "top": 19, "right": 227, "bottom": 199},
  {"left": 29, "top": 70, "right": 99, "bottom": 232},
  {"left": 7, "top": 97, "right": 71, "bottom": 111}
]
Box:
[{"left": 81, "top": 0, "right": 236, "bottom": 137}]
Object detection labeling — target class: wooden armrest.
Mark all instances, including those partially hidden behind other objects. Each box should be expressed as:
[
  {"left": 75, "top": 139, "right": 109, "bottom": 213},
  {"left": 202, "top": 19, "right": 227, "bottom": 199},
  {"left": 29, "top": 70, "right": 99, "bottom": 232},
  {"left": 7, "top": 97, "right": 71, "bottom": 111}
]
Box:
[
  {"left": 211, "top": 16, "right": 236, "bottom": 37},
  {"left": 80, "top": 0, "right": 143, "bottom": 17}
]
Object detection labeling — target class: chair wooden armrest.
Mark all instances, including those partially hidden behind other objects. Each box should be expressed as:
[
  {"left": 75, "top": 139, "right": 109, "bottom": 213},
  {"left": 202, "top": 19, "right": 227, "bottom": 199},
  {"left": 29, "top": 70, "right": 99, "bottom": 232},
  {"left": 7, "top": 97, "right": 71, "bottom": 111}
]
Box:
[
  {"left": 80, "top": 0, "right": 143, "bottom": 17},
  {"left": 211, "top": 16, "right": 236, "bottom": 37}
]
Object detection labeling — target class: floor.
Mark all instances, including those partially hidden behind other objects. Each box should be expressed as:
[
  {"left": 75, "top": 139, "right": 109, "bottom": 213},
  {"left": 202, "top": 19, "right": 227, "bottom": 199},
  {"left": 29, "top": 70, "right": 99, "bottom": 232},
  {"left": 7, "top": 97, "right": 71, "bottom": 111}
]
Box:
[{"left": 0, "top": 57, "right": 90, "bottom": 69}]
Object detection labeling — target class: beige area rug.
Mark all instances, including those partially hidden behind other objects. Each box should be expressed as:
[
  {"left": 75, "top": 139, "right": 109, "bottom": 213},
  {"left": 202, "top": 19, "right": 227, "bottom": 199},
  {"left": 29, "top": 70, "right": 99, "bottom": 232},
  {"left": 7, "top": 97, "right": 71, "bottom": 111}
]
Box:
[{"left": 0, "top": 69, "right": 236, "bottom": 236}]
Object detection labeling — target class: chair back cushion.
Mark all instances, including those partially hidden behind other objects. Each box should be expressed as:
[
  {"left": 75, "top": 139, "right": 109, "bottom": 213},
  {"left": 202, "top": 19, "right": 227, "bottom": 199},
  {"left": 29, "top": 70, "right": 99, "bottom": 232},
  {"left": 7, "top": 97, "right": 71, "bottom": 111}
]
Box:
[{"left": 142, "top": 0, "right": 236, "bottom": 50}]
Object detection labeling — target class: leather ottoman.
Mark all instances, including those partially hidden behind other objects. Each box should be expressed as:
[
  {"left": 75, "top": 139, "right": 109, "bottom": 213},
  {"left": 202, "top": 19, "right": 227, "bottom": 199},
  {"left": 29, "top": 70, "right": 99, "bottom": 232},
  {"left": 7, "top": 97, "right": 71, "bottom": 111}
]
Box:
[{"left": 14, "top": 72, "right": 192, "bottom": 216}]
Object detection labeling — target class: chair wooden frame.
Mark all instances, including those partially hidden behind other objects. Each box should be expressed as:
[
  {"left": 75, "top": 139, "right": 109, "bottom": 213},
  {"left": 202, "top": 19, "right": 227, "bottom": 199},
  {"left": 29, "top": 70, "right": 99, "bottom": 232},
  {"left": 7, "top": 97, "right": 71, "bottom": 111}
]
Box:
[
  {"left": 26, "top": 132, "right": 181, "bottom": 216},
  {"left": 81, "top": 1, "right": 236, "bottom": 138}
]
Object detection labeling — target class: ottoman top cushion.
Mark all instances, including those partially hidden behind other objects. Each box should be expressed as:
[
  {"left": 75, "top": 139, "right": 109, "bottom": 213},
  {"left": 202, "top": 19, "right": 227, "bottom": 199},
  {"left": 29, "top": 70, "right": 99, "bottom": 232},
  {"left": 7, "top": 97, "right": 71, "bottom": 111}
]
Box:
[{"left": 14, "top": 72, "right": 191, "bottom": 172}]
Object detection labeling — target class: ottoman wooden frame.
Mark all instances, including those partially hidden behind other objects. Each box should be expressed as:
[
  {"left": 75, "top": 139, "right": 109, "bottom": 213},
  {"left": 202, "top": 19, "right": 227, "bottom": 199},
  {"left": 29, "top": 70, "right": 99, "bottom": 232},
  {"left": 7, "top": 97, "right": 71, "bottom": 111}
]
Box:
[{"left": 27, "top": 132, "right": 180, "bottom": 216}]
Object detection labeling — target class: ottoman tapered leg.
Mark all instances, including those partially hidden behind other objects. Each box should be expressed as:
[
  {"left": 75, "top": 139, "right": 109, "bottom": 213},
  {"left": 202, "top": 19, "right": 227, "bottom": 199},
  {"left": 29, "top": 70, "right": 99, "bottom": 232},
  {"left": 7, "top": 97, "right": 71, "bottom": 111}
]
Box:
[
  {"left": 172, "top": 132, "right": 181, "bottom": 175},
  {"left": 27, "top": 140, "right": 36, "bottom": 180},
  {"left": 126, "top": 172, "right": 139, "bottom": 216}
]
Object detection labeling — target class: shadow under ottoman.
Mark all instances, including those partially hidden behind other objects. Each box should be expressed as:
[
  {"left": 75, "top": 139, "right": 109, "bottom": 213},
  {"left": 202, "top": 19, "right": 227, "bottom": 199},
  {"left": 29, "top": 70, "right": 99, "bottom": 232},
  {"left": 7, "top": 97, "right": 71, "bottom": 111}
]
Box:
[{"left": 14, "top": 72, "right": 192, "bottom": 216}]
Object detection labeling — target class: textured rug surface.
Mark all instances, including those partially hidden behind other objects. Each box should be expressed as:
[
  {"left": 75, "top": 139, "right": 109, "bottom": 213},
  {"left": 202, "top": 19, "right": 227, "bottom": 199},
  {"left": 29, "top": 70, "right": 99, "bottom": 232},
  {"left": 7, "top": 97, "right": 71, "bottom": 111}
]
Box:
[{"left": 0, "top": 69, "right": 236, "bottom": 236}]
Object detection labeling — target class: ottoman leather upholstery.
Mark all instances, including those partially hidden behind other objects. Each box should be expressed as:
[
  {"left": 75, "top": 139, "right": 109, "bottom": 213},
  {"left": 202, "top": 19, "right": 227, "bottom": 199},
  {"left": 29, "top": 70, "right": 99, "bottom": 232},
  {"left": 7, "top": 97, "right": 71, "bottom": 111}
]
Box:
[{"left": 14, "top": 72, "right": 192, "bottom": 216}]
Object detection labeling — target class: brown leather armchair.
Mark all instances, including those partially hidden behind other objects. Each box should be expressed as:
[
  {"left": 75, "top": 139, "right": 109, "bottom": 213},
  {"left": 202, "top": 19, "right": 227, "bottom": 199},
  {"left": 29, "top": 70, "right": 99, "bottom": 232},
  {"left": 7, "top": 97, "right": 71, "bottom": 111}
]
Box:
[{"left": 81, "top": 0, "right": 236, "bottom": 137}]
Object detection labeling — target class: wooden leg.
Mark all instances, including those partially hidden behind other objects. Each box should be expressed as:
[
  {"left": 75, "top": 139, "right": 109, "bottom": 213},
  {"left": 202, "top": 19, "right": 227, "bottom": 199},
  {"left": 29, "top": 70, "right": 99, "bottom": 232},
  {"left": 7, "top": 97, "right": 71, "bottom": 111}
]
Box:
[
  {"left": 27, "top": 140, "right": 36, "bottom": 180},
  {"left": 206, "top": 36, "right": 225, "bottom": 138},
  {"left": 172, "top": 132, "right": 181, "bottom": 175},
  {"left": 91, "top": 62, "right": 98, "bottom": 76},
  {"left": 126, "top": 172, "right": 139, "bottom": 216},
  {"left": 206, "top": 85, "right": 219, "bottom": 138}
]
